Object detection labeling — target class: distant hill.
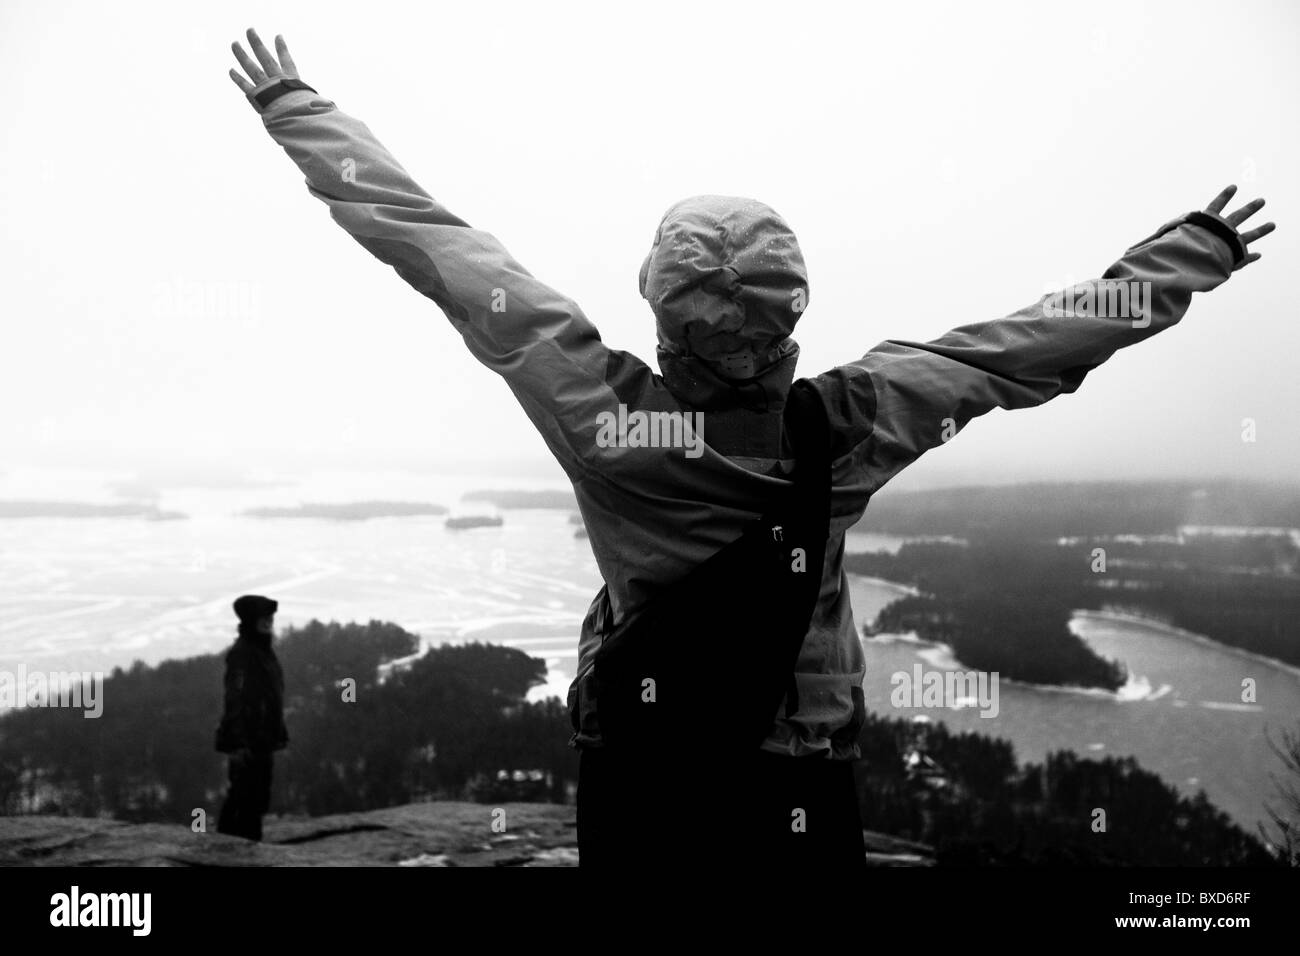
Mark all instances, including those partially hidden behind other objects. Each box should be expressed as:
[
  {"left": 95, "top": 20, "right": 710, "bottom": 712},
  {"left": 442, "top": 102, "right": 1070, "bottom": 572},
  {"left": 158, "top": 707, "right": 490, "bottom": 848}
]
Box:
[
  {"left": 242, "top": 501, "right": 448, "bottom": 521},
  {"left": 856, "top": 480, "right": 1300, "bottom": 539}
]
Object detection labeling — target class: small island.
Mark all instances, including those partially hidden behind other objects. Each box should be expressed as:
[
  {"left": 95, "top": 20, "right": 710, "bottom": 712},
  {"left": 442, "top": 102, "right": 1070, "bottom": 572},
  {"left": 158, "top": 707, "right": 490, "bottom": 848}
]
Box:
[
  {"left": 445, "top": 514, "right": 505, "bottom": 530},
  {"left": 462, "top": 489, "right": 577, "bottom": 510}
]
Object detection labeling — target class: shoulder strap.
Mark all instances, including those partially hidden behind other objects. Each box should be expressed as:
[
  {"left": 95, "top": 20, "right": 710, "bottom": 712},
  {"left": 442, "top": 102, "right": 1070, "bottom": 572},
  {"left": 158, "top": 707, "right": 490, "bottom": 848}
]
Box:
[
  {"left": 774, "top": 379, "right": 834, "bottom": 717},
  {"left": 784, "top": 379, "right": 833, "bottom": 525}
]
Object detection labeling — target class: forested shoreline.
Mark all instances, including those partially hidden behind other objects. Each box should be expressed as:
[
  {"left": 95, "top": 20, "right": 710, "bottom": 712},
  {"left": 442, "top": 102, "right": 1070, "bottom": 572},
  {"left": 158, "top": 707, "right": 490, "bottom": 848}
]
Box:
[
  {"left": 0, "top": 620, "right": 1277, "bottom": 865},
  {"left": 846, "top": 480, "right": 1300, "bottom": 683}
]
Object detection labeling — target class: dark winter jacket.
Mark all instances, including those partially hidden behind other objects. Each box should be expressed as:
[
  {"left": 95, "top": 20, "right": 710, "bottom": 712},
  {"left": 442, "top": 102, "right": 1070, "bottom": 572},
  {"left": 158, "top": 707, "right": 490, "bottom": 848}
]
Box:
[{"left": 215, "top": 629, "right": 289, "bottom": 755}]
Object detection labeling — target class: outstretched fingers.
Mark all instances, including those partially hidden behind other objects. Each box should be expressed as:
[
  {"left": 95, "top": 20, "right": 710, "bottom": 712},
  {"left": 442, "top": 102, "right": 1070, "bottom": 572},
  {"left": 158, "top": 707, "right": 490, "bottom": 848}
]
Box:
[
  {"left": 245, "top": 28, "right": 284, "bottom": 79},
  {"left": 1226, "top": 197, "right": 1266, "bottom": 227},
  {"left": 1234, "top": 220, "right": 1276, "bottom": 271},
  {"left": 1205, "top": 185, "right": 1238, "bottom": 215},
  {"left": 231, "top": 40, "right": 267, "bottom": 85},
  {"left": 1203, "top": 185, "right": 1276, "bottom": 270},
  {"left": 1233, "top": 250, "right": 1262, "bottom": 271},
  {"left": 231, "top": 28, "right": 299, "bottom": 90},
  {"left": 228, "top": 68, "right": 256, "bottom": 94},
  {"left": 274, "top": 35, "right": 299, "bottom": 78},
  {"left": 1240, "top": 221, "right": 1276, "bottom": 245}
]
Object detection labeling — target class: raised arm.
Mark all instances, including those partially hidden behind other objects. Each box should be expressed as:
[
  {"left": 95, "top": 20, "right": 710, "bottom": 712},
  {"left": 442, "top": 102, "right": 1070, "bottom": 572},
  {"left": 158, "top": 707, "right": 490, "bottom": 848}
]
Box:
[
  {"left": 818, "top": 187, "right": 1275, "bottom": 495},
  {"left": 229, "top": 30, "right": 615, "bottom": 477}
]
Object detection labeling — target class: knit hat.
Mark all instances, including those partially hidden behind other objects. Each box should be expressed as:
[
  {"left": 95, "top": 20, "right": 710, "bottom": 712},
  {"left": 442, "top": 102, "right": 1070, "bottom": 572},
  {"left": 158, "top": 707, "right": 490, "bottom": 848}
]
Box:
[{"left": 233, "top": 594, "right": 279, "bottom": 623}]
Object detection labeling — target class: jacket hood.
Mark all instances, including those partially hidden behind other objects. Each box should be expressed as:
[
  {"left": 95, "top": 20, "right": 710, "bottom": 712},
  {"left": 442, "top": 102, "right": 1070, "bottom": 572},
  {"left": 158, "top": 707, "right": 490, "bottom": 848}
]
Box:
[{"left": 640, "top": 195, "right": 808, "bottom": 410}]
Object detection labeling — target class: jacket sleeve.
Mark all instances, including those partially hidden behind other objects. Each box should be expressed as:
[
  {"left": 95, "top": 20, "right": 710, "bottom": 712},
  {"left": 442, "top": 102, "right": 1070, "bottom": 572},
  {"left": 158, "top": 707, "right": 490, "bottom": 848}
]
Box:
[
  {"left": 257, "top": 89, "right": 615, "bottom": 478},
  {"left": 819, "top": 211, "right": 1247, "bottom": 497},
  {"left": 215, "top": 650, "right": 249, "bottom": 753}
]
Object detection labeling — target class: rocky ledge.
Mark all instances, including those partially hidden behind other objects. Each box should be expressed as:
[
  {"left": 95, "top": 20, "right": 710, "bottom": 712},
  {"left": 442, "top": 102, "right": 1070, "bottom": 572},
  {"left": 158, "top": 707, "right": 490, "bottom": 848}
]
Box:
[{"left": 0, "top": 803, "right": 934, "bottom": 867}]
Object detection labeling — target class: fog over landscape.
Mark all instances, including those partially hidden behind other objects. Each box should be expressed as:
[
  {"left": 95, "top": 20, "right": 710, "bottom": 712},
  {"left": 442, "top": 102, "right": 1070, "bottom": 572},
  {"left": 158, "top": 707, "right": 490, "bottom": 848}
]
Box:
[{"left": 1, "top": 0, "right": 1297, "bottom": 488}]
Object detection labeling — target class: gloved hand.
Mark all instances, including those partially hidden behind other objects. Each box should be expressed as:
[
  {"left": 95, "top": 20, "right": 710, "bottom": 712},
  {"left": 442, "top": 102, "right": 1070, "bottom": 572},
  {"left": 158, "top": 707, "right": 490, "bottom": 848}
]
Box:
[
  {"left": 228, "top": 28, "right": 316, "bottom": 113},
  {"left": 1202, "top": 184, "right": 1275, "bottom": 271}
]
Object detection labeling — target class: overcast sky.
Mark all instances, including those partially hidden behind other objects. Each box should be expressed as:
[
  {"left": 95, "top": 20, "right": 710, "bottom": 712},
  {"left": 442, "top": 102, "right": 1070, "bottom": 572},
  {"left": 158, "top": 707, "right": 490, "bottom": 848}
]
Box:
[{"left": 1, "top": 0, "right": 1295, "bottom": 490}]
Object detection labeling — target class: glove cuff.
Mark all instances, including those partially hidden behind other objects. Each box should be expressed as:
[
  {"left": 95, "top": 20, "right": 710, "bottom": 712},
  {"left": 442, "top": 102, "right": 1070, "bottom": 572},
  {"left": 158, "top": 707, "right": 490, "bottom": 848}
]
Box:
[
  {"left": 1183, "top": 210, "right": 1248, "bottom": 267},
  {"left": 247, "top": 77, "right": 317, "bottom": 111},
  {"left": 1129, "top": 209, "right": 1248, "bottom": 268}
]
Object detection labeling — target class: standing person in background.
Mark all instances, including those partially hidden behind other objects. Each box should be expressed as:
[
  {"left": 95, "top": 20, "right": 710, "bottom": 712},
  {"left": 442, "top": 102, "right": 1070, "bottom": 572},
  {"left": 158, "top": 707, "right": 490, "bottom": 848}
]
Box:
[{"left": 215, "top": 594, "right": 288, "bottom": 842}]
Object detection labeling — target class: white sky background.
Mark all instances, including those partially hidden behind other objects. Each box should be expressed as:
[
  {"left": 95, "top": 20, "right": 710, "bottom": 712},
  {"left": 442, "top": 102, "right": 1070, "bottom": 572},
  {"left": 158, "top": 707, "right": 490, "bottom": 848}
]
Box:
[{"left": 0, "top": 0, "right": 1296, "bottom": 491}]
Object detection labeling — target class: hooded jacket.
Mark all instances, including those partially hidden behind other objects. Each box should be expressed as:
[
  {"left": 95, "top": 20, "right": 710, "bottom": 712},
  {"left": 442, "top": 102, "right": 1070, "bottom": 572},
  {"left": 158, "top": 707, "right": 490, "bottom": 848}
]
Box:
[
  {"left": 642, "top": 194, "right": 806, "bottom": 406},
  {"left": 257, "top": 87, "right": 1246, "bottom": 758}
]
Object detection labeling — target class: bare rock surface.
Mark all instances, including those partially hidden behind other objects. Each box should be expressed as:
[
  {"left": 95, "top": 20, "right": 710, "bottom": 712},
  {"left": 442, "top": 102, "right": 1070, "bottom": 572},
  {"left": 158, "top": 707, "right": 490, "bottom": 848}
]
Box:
[{"left": 0, "top": 803, "right": 932, "bottom": 867}]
